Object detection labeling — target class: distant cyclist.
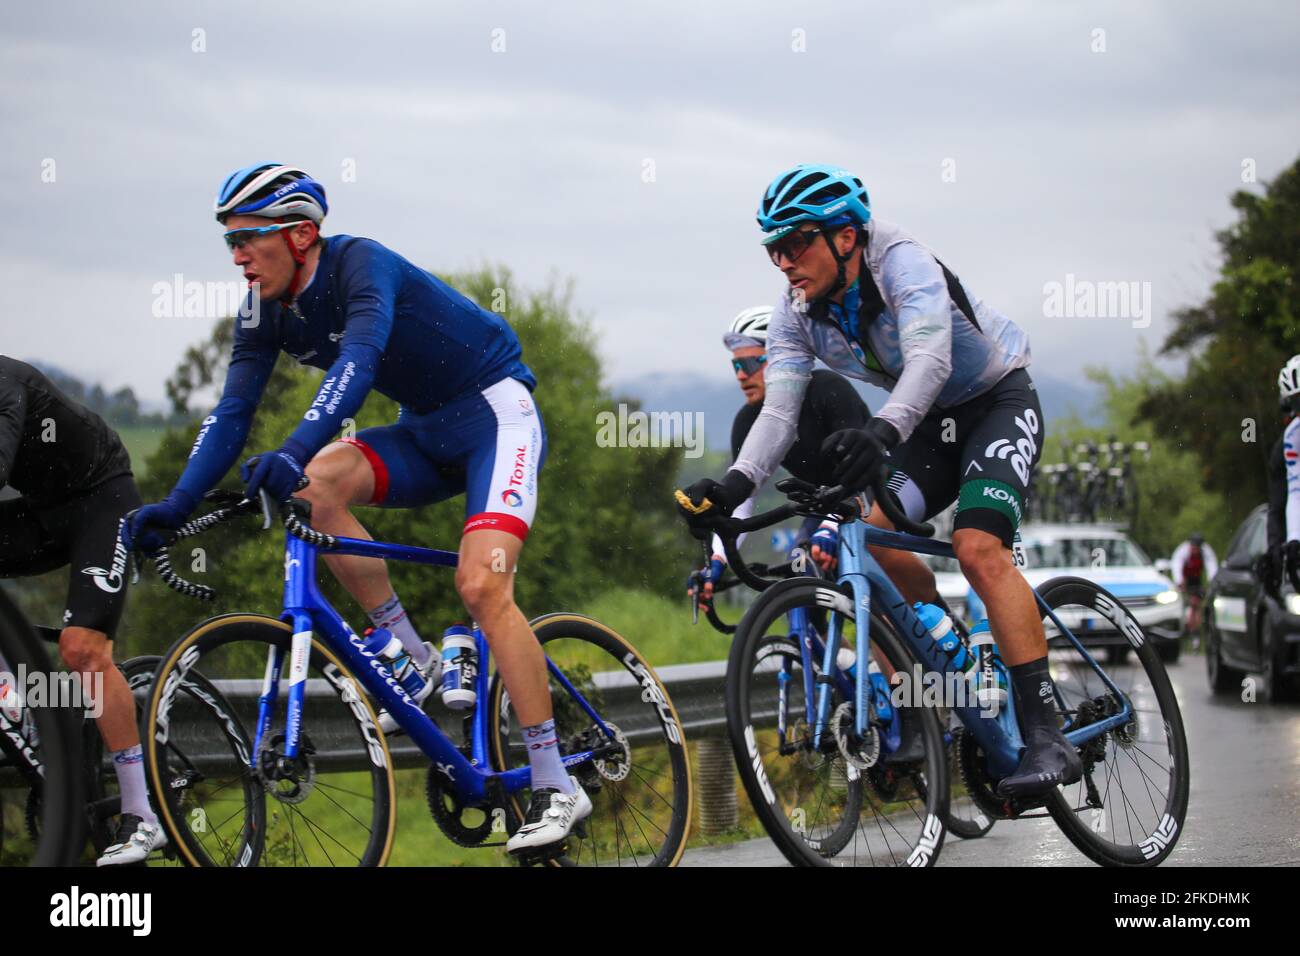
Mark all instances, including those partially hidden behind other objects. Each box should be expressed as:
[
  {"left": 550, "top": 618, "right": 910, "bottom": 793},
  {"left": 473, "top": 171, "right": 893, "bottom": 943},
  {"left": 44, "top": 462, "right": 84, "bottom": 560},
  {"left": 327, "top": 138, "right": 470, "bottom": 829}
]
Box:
[
  {"left": 1263, "top": 354, "right": 1300, "bottom": 592},
  {"left": 679, "top": 164, "right": 1081, "bottom": 797},
  {"left": 0, "top": 356, "right": 164, "bottom": 865},
  {"left": 123, "top": 164, "right": 588, "bottom": 855},
  {"left": 687, "top": 306, "right": 869, "bottom": 609},
  {"left": 1170, "top": 533, "right": 1217, "bottom": 635}
]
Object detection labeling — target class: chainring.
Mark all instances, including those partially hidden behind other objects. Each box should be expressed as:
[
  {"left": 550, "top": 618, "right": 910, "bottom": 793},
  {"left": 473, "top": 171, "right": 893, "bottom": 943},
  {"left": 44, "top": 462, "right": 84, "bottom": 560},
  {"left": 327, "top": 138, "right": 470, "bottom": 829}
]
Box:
[
  {"left": 956, "top": 729, "right": 1017, "bottom": 820},
  {"left": 426, "top": 765, "right": 499, "bottom": 847}
]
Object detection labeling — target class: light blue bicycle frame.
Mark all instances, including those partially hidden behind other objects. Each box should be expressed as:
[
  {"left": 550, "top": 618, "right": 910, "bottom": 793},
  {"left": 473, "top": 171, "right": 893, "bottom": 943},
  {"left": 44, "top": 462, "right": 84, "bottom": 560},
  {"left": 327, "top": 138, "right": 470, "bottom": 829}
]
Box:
[
  {"left": 256, "top": 529, "right": 615, "bottom": 804},
  {"left": 784, "top": 519, "right": 1137, "bottom": 777}
]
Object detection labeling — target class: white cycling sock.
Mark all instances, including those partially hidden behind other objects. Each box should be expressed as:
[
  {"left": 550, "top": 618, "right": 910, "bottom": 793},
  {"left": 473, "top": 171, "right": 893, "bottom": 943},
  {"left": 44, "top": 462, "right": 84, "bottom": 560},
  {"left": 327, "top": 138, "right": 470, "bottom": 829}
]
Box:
[
  {"left": 367, "top": 593, "right": 433, "bottom": 667},
  {"left": 522, "top": 719, "right": 574, "bottom": 794},
  {"left": 111, "top": 744, "right": 157, "bottom": 824}
]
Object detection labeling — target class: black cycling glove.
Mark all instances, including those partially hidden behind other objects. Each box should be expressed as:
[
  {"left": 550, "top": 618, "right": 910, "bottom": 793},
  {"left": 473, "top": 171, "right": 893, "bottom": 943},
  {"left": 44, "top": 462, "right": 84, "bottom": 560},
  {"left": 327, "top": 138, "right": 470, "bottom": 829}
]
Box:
[
  {"left": 820, "top": 418, "right": 901, "bottom": 493},
  {"left": 676, "top": 470, "right": 754, "bottom": 538}
]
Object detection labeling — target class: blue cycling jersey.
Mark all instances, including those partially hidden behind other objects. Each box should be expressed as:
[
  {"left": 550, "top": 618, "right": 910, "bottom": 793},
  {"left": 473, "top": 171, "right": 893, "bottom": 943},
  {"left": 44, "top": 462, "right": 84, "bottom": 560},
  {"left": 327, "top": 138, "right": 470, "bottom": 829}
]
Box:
[{"left": 175, "top": 234, "right": 535, "bottom": 501}]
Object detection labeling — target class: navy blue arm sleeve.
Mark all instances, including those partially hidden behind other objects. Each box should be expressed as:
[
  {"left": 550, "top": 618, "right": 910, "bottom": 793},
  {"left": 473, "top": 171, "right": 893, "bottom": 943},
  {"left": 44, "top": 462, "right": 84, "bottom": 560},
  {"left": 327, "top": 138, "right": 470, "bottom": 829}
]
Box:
[
  {"left": 174, "top": 322, "right": 278, "bottom": 502},
  {"left": 281, "top": 244, "right": 397, "bottom": 461}
]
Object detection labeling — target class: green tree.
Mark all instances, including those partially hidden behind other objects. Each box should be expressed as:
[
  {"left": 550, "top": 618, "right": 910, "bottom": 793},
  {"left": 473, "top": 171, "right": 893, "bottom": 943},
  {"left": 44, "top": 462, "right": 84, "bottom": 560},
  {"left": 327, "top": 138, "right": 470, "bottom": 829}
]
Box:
[
  {"left": 119, "top": 266, "right": 694, "bottom": 655},
  {"left": 1137, "top": 157, "right": 1300, "bottom": 532}
]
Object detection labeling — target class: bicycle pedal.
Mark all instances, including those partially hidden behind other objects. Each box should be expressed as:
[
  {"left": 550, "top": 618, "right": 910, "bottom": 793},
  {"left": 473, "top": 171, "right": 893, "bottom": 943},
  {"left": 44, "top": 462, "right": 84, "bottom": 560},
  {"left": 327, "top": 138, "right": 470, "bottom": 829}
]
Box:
[{"left": 512, "top": 840, "right": 569, "bottom": 867}]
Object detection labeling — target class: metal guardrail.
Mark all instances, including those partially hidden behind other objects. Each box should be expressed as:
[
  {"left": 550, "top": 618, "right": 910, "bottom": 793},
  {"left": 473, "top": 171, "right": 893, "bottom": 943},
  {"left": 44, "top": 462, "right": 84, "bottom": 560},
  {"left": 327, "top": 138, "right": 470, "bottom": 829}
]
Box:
[{"left": 0, "top": 661, "right": 736, "bottom": 788}]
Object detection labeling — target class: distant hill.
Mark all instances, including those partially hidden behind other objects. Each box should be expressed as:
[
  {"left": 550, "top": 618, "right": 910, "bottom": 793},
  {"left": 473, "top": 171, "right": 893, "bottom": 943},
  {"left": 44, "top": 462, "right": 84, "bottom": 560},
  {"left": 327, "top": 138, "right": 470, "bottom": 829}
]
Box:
[{"left": 613, "top": 369, "right": 1100, "bottom": 451}]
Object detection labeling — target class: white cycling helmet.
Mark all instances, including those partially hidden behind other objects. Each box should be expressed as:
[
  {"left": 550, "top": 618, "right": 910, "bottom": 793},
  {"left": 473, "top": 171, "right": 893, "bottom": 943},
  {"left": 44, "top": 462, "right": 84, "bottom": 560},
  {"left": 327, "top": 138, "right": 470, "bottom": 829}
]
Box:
[
  {"left": 1279, "top": 354, "right": 1300, "bottom": 399},
  {"left": 724, "top": 306, "right": 772, "bottom": 350}
]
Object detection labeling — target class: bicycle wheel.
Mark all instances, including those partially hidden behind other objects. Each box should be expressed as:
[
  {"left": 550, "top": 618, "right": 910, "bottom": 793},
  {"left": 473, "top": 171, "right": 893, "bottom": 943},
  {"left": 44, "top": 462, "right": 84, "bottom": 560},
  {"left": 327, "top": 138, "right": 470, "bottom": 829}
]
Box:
[
  {"left": 487, "top": 613, "right": 692, "bottom": 867},
  {"left": 1035, "top": 576, "right": 1190, "bottom": 866},
  {"left": 727, "top": 578, "right": 948, "bottom": 867},
  {"left": 144, "top": 613, "right": 396, "bottom": 867},
  {"left": 0, "top": 593, "right": 83, "bottom": 866},
  {"left": 744, "top": 632, "right": 862, "bottom": 857}
]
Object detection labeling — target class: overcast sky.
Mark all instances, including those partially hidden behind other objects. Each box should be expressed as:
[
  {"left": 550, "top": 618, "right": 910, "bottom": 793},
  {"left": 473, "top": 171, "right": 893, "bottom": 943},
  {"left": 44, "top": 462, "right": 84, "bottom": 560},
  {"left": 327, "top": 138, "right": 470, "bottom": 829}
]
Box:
[{"left": 3, "top": 1, "right": 1298, "bottom": 405}]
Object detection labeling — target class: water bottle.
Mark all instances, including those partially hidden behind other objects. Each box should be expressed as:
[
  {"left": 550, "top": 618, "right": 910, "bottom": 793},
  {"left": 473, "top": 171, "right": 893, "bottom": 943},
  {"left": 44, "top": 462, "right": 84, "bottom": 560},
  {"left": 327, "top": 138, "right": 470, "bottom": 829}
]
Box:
[
  {"left": 967, "top": 618, "right": 1009, "bottom": 710},
  {"left": 440, "top": 625, "right": 478, "bottom": 711},
  {"left": 913, "top": 602, "right": 975, "bottom": 678},
  {"left": 362, "top": 627, "right": 429, "bottom": 702},
  {"left": 836, "top": 646, "right": 857, "bottom": 677},
  {"left": 867, "top": 659, "right": 900, "bottom": 749}
]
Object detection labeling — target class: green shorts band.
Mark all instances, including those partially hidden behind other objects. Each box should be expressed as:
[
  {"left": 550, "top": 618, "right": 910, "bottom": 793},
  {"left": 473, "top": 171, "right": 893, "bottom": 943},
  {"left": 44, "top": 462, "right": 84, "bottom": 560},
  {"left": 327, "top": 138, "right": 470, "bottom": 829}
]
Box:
[{"left": 957, "top": 478, "right": 1023, "bottom": 529}]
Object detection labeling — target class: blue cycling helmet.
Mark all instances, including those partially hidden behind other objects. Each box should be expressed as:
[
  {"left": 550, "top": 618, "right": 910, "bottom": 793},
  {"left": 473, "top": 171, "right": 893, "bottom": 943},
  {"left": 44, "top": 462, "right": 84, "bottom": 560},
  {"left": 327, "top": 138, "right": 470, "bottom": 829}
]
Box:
[
  {"left": 215, "top": 163, "right": 328, "bottom": 224},
  {"left": 756, "top": 164, "right": 870, "bottom": 240}
]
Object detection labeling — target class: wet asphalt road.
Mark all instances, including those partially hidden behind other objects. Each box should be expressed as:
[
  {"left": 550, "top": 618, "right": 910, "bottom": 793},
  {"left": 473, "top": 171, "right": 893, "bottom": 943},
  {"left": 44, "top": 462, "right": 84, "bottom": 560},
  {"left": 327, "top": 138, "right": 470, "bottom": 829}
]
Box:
[{"left": 681, "top": 656, "right": 1300, "bottom": 866}]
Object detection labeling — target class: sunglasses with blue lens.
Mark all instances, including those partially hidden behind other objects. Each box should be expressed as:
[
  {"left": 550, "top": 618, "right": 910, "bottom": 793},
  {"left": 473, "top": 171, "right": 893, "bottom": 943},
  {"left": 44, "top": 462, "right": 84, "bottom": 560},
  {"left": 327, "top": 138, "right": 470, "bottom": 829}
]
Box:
[
  {"left": 731, "top": 354, "right": 767, "bottom": 377},
  {"left": 223, "top": 221, "right": 308, "bottom": 252}
]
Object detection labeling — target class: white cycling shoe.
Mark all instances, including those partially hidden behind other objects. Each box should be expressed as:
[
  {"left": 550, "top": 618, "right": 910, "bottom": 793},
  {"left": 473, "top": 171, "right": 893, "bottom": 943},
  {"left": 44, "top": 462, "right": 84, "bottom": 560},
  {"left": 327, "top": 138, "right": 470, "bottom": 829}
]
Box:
[
  {"left": 378, "top": 642, "right": 441, "bottom": 735},
  {"left": 96, "top": 814, "right": 168, "bottom": 866},
  {"left": 507, "top": 776, "right": 593, "bottom": 855}
]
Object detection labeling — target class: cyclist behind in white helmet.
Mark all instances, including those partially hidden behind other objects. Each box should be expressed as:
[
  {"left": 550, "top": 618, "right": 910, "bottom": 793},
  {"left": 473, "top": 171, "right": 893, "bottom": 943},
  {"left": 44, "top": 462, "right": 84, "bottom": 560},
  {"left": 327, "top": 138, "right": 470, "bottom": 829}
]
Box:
[
  {"left": 678, "top": 164, "right": 1081, "bottom": 798},
  {"left": 124, "top": 163, "right": 589, "bottom": 855},
  {"left": 686, "top": 306, "right": 869, "bottom": 610},
  {"left": 1263, "top": 355, "right": 1300, "bottom": 592}
]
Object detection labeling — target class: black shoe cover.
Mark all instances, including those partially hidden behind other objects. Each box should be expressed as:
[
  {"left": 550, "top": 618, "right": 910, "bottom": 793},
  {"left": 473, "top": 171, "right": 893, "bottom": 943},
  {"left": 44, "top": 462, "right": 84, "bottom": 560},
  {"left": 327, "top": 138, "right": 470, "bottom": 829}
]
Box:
[{"left": 996, "top": 727, "right": 1083, "bottom": 798}]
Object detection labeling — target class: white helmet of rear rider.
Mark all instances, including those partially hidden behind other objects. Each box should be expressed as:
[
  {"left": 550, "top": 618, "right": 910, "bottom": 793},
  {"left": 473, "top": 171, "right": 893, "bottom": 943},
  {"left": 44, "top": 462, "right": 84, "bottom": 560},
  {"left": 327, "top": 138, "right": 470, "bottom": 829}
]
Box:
[
  {"left": 724, "top": 306, "right": 772, "bottom": 350},
  {"left": 1279, "top": 354, "right": 1300, "bottom": 399}
]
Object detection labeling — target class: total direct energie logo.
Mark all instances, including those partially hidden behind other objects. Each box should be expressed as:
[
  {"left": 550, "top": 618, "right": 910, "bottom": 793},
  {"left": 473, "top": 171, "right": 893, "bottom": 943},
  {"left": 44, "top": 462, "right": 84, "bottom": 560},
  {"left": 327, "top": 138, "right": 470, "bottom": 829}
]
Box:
[{"left": 501, "top": 489, "right": 523, "bottom": 508}]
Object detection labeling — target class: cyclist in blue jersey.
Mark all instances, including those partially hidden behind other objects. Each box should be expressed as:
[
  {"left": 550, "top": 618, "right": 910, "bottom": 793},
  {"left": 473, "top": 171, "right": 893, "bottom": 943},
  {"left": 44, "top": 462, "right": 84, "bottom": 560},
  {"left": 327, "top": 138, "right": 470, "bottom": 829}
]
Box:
[
  {"left": 678, "top": 164, "right": 1081, "bottom": 798},
  {"left": 124, "top": 164, "right": 589, "bottom": 852}
]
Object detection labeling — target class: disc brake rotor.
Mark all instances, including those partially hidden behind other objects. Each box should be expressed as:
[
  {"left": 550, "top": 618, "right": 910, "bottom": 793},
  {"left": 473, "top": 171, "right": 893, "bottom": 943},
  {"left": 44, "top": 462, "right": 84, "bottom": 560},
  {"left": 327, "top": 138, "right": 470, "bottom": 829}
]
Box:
[
  {"left": 592, "top": 722, "right": 631, "bottom": 782},
  {"left": 831, "top": 702, "right": 880, "bottom": 770},
  {"left": 255, "top": 733, "right": 317, "bottom": 805}
]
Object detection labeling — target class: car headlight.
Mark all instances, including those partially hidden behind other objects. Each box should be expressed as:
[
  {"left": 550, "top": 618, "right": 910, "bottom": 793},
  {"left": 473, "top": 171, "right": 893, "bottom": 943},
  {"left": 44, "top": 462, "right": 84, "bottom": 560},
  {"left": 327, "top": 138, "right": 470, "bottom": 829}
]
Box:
[
  {"left": 1286, "top": 594, "right": 1300, "bottom": 617},
  {"left": 1154, "top": 589, "right": 1179, "bottom": 605}
]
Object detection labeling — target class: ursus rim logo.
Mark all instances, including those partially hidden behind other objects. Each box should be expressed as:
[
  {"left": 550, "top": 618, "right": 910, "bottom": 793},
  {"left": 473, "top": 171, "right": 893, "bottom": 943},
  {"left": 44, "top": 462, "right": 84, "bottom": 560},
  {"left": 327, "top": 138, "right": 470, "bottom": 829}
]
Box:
[{"left": 500, "top": 489, "right": 524, "bottom": 508}]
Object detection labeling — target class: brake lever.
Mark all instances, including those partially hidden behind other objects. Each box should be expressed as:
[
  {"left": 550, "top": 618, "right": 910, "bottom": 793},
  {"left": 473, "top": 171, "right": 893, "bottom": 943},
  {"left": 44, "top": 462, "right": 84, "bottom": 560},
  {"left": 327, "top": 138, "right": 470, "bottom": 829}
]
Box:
[{"left": 258, "top": 489, "right": 275, "bottom": 530}]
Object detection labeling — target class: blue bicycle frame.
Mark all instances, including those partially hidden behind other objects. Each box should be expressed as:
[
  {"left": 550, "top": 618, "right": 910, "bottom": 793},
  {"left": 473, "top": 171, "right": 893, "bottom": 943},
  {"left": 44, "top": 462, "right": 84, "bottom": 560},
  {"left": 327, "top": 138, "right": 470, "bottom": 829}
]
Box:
[
  {"left": 782, "top": 519, "right": 1136, "bottom": 778},
  {"left": 259, "top": 529, "right": 614, "bottom": 804}
]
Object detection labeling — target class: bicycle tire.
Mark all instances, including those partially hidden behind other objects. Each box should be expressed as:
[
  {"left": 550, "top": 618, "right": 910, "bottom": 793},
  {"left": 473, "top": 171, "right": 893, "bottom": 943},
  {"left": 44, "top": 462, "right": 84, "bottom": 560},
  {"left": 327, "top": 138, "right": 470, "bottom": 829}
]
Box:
[
  {"left": 726, "top": 578, "right": 948, "bottom": 867},
  {"left": 487, "top": 613, "right": 693, "bottom": 867},
  {"left": 144, "top": 613, "right": 395, "bottom": 867},
  {"left": 0, "top": 592, "right": 83, "bottom": 866},
  {"left": 1036, "top": 576, "right": 1190, "bottom": 866}
]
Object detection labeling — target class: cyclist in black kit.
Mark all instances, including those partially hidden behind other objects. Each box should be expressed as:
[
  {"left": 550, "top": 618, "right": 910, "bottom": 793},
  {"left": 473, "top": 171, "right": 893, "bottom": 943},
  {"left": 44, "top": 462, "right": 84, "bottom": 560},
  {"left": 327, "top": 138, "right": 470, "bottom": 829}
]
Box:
[
  {"left": 687, "top": 306, "right": 870, "bottom": 608},
  {"left": 0, "top": 356, "right": 164, "bottom": 864}
]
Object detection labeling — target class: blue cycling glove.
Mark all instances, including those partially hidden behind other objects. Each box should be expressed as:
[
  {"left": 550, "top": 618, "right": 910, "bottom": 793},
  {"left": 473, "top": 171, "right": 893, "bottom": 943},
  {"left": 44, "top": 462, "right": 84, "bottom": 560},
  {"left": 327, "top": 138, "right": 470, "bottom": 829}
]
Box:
[
  {"left": 809, "top": 520, "right": 839, "bottom": 572},
  {"left": 810, "top": 521, "right": 839, "bottom": 555},
  {"left": 241, "top": 447, "right": 307, "bottom": 503},
  {"left": 122, "top": 489, "right": 198, "bottom": 555}
]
